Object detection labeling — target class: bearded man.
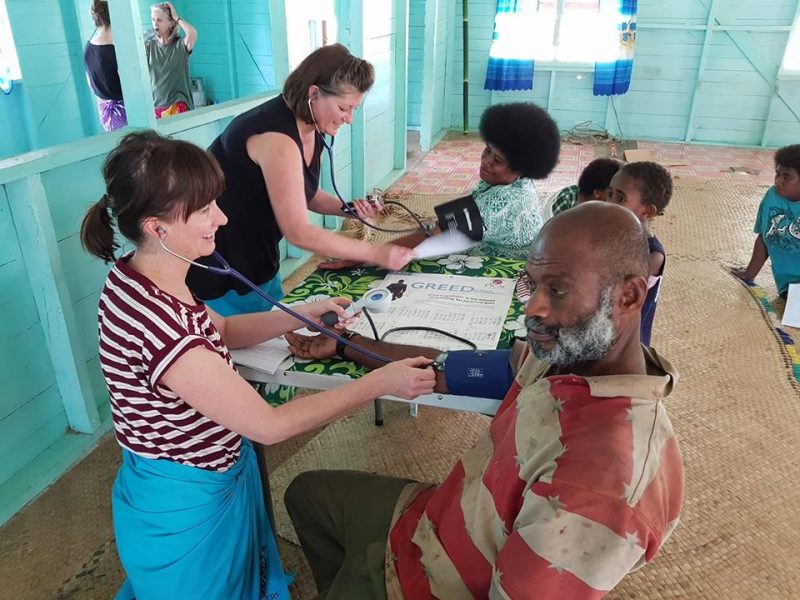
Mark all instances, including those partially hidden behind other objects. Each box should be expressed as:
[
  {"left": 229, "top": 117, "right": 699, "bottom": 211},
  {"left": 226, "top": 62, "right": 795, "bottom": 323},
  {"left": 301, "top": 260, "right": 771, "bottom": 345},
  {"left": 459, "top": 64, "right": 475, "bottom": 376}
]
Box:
[{"left": 284, "top": 202, "right": 684, "bottom": 600}]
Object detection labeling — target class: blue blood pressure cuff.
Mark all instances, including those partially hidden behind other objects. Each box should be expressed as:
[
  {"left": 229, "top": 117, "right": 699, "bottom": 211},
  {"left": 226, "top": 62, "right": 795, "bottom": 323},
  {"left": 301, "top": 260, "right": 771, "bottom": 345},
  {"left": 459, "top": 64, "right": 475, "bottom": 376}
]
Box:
[{"left": 442, "top": 349, "right": 513, "bottom": 400}]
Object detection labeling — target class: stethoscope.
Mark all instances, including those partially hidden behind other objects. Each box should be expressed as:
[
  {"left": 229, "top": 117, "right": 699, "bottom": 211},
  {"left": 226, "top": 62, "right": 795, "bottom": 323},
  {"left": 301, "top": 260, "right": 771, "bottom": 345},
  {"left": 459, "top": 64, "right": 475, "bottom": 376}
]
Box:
[
  {"left": 308, "top": 96, "right": 431, "bottom": 235},
  {"left": 159, "top": 237, "right": 394, "bottom": 364}
]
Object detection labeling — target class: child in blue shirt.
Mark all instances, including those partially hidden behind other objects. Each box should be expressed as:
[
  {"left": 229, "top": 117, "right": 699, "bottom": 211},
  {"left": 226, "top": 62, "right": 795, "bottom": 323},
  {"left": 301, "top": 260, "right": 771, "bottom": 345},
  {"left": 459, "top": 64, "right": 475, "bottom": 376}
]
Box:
[
  {"left": 739, "top": 144, "right": 800, "bottom": 297},
  {"left": 608, "top": 161, "right": 673, "bottom": 346}
]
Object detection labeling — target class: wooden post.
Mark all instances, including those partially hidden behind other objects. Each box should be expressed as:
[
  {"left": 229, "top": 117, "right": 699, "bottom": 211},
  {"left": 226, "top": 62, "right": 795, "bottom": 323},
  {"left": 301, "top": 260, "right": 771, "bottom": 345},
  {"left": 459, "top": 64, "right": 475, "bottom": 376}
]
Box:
[
  {"left": 108, "top": 0, "right": 157, "bottom": 129},
  {"left": 684, "top": 0, "right": 719, "bottom": 142},
  {"left": 394, "top": 0, "right": 409, "bottom": 170},
  {"left": 5, "top": 175, "right": 100, "bottom": 433}
]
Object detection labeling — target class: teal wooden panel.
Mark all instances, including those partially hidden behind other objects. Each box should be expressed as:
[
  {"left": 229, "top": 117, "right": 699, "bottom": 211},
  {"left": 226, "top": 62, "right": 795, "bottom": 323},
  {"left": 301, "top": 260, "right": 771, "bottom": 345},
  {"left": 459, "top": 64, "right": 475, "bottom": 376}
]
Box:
[
  {"left": 448, "top": 0, "right": 799, "bottom": 144},
  {"left": 0, "top": 327, "right": 58, "bottom": 422},
  {"left": 0, "top": 86, "right": 29, "bottom": 160},
  {"left": 42, "top": 157, "right": 104, "bottom": 241},
  {"left": 0, "top": 387, "right": 68, "bottom": 487}
]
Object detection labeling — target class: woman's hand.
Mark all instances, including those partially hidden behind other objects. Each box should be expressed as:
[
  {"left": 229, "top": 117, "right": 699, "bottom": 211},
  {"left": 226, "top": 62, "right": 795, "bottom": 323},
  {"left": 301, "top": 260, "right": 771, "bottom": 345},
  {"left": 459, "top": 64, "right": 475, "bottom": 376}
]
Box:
[
  {"left": 368, "top": 357, "right": 436, "bottom": 399},
  {"left": 285, "top": 331, "right": 337, "bottom": 360},
  {"left": 292, "top": 298, "right": 359, "bottom": 329},
  {"left": 373, "top": 244, "right": 416, "bottom": 271},
  {"left": 348, "top": 198, "right": 384, "bottom": 220},
  {"left": 164, "top": 1, "right": 179, "bottom": 21}
]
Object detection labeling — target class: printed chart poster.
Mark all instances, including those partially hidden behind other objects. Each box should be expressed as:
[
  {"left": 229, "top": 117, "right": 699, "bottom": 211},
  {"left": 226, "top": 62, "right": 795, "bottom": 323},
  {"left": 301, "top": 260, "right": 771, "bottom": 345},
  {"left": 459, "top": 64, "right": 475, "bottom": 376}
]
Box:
[{"left": 351, "top": 272, "right": 515, "bottom": 351}]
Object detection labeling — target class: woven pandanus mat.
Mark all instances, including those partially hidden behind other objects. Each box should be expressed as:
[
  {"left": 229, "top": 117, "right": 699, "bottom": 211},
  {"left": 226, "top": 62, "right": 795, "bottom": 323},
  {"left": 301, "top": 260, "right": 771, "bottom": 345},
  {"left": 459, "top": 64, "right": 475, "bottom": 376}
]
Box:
[{"left": 610, "top": 258, "right": 800, "bottom": 599}]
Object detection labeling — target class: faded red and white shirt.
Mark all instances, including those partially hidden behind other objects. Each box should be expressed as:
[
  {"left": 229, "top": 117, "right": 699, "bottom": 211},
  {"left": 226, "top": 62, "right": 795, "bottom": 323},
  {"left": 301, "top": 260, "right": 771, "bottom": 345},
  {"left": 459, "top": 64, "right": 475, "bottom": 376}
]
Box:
[{"left": 386, "top": 347, "right": 683, "bottom": 599}]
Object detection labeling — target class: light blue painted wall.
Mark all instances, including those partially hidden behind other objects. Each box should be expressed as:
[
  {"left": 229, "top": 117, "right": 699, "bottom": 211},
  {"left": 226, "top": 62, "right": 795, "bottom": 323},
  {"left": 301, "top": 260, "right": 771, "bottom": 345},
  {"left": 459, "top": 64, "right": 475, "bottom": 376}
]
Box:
[
  {"left": 0, "top": 84, "right": 31, "bottom": 159},
  {"left": 449, "top": 0, "right": 800, "bottom": 147},
  {"left": 407, "top": 0, "right": 425, "bottom": 127}
]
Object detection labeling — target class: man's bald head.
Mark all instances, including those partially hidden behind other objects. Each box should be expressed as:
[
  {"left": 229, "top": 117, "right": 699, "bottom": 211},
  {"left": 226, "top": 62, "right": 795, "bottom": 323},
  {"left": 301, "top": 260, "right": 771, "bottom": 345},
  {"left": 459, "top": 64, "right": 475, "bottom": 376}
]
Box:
[{"left": 533, "top": 201, "right": 650, "bottom": 283}]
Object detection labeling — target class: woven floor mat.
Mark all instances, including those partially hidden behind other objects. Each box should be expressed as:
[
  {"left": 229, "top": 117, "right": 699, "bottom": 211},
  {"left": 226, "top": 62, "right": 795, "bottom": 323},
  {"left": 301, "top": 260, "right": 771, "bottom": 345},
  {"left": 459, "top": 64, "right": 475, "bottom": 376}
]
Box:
[
  {"left": 609, "top": 258, "right": 800, "bottom": 599},
  {"left": 270, "top": 401, "right": 490, "bottom": 547},
  {"left": 650, "top": 177, "right": 766, "bottom": 267}
]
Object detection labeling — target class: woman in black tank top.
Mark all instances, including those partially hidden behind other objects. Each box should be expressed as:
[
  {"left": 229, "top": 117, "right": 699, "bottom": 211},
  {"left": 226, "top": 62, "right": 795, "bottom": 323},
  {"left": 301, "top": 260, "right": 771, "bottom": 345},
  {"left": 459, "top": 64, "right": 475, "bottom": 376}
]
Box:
[{"left": 187, "top": 44, "right": 417, "bottom": 316}]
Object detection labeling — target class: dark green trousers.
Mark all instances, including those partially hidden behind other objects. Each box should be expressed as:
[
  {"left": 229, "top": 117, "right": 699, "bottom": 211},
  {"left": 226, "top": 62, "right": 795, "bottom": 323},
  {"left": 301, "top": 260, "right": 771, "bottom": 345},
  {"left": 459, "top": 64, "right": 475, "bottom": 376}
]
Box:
[{"left": 284, "top": 470, "right": 413, "bottom": 599}]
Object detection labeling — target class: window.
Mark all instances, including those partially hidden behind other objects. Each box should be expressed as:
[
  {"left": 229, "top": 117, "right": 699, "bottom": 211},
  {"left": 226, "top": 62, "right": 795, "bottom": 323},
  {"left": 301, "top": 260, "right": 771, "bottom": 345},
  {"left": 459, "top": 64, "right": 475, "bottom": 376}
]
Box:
[
  {"left": 286, "top": 0, "right": 337, "bottom": 70},
  {"left": 530, "top": 0, "right": 619, "bottom": 64},
  {"left": 781, "top": 14, "right": 800, "bottom": 73},
  {"left": 0, "top": 0, "right": 21, "bottom": 83}
]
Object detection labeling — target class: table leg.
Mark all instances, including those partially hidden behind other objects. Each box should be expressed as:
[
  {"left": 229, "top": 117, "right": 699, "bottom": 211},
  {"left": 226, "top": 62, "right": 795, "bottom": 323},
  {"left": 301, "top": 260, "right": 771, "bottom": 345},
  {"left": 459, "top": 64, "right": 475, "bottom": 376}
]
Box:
[{"left": 374, "top": 398, "right": 384, "bottom": 426}]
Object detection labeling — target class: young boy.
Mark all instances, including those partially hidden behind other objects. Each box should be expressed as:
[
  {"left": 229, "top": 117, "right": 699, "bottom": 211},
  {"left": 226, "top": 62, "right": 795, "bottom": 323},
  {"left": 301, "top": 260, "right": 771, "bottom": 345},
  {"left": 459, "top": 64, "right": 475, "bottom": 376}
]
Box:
[
  {"left": 739, "top": 144, "right": 800, "bottom": 297},
  {"left": 548, "top": 157, "right": 622, "bottom": 217},
  {"left": 608, "top": 161, "right": 673, "bottom": 346}
]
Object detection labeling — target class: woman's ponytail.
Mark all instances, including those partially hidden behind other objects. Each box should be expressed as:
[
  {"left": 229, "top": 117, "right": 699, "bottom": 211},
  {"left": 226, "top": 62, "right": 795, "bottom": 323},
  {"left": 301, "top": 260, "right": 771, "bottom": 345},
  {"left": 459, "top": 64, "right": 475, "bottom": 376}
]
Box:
[{"left": 80, "top": 193, "right": 119, "bottom": 263}]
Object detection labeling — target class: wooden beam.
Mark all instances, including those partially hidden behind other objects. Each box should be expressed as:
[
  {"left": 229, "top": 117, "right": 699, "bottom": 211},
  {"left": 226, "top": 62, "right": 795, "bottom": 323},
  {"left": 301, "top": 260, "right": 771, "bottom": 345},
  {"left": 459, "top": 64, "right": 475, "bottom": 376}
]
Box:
[
  {"left": 546, "top": 70, "right": 556, "bottom": 114},
  {"left": 420, "top": 0, "right": 438, "bottom": 151},
  {"left": 4, "top": 176, "right": 100, "bottom": 434},
  {"left": 637, "top": 23, "right": 792, "bottom": 32},
  {"left": 108, "top": 0, "right": 157, "bottom": 129},
  {"left": 222, "top": 0, "right": 241, "bottom": 101},
  {"left": 343, "top": 0, "right": 366, "bottom": 198},
  {"left": 393, "top": 0, "right": 409, "bottom": 169},
  {"left": 684, "top": 0, "right": 719, "bottom": 142},
  {"left": 267, "top": 0, "right": 291, "bottom": 88},
  {"left": 442, "top": 0, "right": 458, "bottom": 132}
]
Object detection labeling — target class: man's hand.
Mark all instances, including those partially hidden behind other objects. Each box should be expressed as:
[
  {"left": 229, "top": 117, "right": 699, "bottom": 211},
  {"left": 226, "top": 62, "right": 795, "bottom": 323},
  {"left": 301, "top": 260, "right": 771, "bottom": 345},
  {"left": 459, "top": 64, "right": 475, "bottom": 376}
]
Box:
[
  {"left": 285, "top": 331, "right": 337, "bottom": 360},
  {"left": 318, "top": 258, "right": 364, "bottom": 271}
]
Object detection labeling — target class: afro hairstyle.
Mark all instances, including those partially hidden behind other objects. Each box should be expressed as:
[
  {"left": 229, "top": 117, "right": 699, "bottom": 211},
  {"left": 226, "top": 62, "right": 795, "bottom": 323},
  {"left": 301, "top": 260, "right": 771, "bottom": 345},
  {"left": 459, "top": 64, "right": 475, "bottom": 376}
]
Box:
[
  {"left": 478, "top": 103, "right": 560, "bottom": 179},
  {"left": 775, "top": 144, "right": 800, "bottom": 174},
  {"left": 577, "top": 158, "right": 621, "bottom": 196},
  {"left": 620, "top": 161, "right": 673, "bottom": 215}
]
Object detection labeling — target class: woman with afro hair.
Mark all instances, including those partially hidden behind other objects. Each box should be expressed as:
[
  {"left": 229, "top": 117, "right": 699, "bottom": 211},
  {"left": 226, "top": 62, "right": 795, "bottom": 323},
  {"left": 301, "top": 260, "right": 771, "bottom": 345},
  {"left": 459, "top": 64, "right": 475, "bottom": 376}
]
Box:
[
  {"left": 320, "top": 102, "right": 560, "bottom": 267},
  {"left": 469, "top": 102, "right": 560, "bottom": 257}
]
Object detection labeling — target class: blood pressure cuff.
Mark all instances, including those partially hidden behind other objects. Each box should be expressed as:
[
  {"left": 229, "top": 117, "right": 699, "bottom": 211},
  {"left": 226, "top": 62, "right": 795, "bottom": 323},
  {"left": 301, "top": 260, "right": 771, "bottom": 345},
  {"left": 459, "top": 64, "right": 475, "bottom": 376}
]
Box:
[
  {"left": 434, "top": 194, "right": 485, "bottom": 241},
  {"left": 443, "top": 349, "right": 513, "bottom": 400}
]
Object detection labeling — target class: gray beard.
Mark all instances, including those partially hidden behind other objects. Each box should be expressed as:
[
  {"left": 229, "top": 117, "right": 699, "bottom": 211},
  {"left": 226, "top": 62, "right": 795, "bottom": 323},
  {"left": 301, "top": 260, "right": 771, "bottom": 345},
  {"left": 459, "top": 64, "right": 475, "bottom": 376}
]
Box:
[{"left": 526, "top": 288, "right": 618, "bottom": 367}]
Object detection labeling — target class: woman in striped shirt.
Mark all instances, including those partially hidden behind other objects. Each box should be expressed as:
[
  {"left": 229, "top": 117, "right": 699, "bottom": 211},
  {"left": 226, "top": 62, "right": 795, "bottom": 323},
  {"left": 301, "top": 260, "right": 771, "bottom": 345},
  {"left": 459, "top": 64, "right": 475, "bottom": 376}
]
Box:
[{"left": 80, "top": 130, "right": 436, "bottom": 600}]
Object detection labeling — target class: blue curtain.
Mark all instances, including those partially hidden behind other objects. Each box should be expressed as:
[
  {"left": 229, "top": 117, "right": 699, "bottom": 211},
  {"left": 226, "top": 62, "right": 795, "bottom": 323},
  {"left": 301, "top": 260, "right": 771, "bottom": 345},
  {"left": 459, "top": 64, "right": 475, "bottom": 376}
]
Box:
[
  {"left": 593, "top": 0, "right": 637, "bottom": 96},
  {"left": 485, "top": 0, "right": 537, "bottom": 91}
]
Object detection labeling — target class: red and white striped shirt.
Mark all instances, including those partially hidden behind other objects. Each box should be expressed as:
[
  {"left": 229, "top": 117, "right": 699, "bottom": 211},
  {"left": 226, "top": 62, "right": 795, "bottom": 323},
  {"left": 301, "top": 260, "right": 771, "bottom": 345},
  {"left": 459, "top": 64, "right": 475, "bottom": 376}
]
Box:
[
  {"left": 98, "top": 255, "right": 241, "bottom": 472},
  {"left": 386, "top": 348, "right": 683, "bottom": 599}
]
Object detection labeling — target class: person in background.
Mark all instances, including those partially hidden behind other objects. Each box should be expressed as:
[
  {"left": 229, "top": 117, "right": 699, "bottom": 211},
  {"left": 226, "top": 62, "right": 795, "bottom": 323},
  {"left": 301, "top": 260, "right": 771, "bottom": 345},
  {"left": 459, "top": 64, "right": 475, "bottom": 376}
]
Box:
[
  {"left": 736, "top": 144, "right": 800, "bottom": 298},
  {"left": 146, "top": 2, "right": 197, "bottom": 118},
  {"left": 548, "top": 157, "right": 621, "bottom": 217},
  {"left": 187, "top": 44, "right": 415, "bottom": 316},
  {"left": 320, "top": 102, "right": 561, "bottom": 269},
  {"left": 83, "top": 0, "right": 126, "bottom": 132},
  {"left": 284, "top": 202, "right": 683, "bottom": 600},
  {"left": 607, "top": 161, "right": 673, "bottom": 346},
  {"left": 80, "top": 131, "right": 435, "bottom": 600}
]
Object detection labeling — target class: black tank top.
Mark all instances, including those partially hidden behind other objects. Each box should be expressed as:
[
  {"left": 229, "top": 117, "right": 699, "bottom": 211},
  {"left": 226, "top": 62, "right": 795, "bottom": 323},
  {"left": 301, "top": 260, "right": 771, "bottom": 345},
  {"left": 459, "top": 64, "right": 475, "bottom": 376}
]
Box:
[
  {"left": 188, "top": 96, "right": 322, "bottom": 300},
  {"left": 83, "top": 43, "right": 123, "bottom": 101}
]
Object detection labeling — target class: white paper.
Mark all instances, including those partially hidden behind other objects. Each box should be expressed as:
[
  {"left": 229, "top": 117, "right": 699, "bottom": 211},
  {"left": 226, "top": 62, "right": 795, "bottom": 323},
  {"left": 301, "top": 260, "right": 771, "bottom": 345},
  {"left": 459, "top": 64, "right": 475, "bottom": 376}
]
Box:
[
  {"left": 782, "top": 283, "right": 800, "bottom": 328},
  {"left": 352, "top": 272, "right": 515, "bottom": 351},
  {"left": 230, "top": 337, "right": 292, "bottom": 374},
  {"left": 413, "top": 230, "right": 478, "bottom": 259}
]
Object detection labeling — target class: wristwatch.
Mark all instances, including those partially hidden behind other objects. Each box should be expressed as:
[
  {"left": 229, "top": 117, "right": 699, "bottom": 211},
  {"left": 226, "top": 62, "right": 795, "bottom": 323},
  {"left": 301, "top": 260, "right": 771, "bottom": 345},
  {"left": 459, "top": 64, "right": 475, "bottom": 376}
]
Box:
[
  {"left": 335, "top": 330, "right": 357, "bottom": 360},
  {"left": 433, "top": 351, "right": 448, "bottom": 372}
]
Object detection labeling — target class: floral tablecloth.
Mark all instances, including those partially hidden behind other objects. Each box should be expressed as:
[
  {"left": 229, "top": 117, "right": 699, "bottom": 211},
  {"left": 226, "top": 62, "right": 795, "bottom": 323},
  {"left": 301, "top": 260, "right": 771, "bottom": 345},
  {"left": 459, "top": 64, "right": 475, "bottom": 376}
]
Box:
[{"left": 261, "top": 254, "right": 527, "bottom": 405}]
